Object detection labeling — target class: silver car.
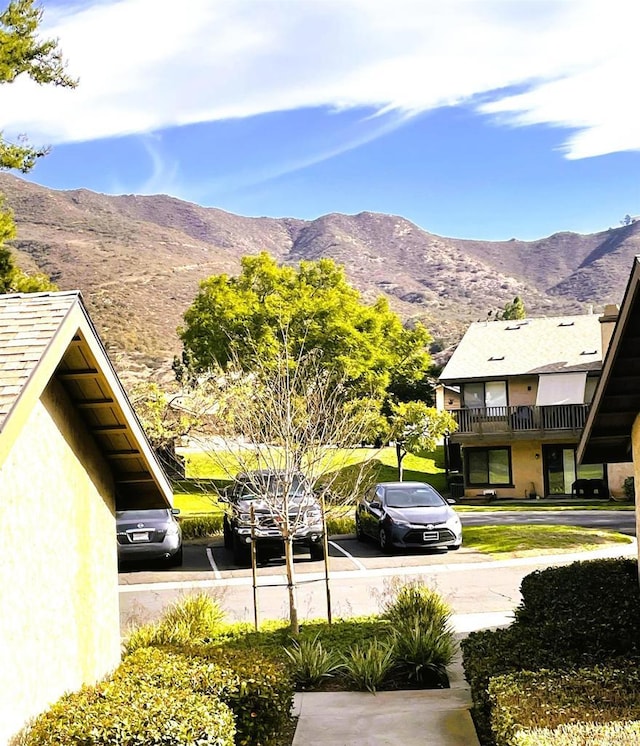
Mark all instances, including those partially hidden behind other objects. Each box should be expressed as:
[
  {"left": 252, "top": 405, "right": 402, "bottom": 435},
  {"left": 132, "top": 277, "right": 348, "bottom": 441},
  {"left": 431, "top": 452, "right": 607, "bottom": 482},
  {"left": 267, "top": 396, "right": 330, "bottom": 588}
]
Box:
[
  {"left": 355, "top": 481, "right": 462, "bottom": 553},
  {"left": 116, "top": 508, "right": 183, "bottom": 567}
]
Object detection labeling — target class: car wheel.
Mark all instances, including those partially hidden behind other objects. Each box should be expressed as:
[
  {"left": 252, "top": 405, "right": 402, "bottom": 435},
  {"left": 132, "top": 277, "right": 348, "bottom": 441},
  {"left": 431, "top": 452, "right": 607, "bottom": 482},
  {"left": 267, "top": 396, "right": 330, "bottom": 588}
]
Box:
[
  {"left": 379, "top": 527, "right": 393, "bottom": 554},
  {"left": 355, "top": 516, "right": 365, "bottom": 542},
  {"left": 232, "top": 534, "right": 251, "bottom": 566},
  {"left": 223, "top": 519, "right": 232, "bottom": 550},
  {"left": 309, "top": 540, "right": 325, "bottom": 560}
]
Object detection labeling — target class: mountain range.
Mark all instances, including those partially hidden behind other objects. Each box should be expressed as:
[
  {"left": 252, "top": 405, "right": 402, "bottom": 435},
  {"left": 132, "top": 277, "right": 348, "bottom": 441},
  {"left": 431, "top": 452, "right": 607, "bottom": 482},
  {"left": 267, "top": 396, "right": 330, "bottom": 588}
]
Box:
[{"left": 2, "top": 172, "right": 638, "bottom": 382}]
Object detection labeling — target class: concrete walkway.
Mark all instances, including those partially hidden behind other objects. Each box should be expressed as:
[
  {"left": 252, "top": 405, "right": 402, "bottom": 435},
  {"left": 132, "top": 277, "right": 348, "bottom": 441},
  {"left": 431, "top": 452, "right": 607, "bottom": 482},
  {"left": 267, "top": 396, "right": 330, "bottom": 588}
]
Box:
[{"left": 292, "top": 645, "right": 479, "bottom": 746}]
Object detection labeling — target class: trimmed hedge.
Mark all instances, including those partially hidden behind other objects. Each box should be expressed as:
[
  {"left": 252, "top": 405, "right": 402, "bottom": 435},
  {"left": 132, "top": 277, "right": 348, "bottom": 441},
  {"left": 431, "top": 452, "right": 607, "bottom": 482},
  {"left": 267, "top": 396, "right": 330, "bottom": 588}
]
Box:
[
  {"left": 189, "top": 645, "right": 294, "bottom": 746},
  {"left": 180, "top": 514, "right": 224, "bottom": 539},
  {"left": 508, "top": 721, "right": 640, "bottom": 746},
  {"left": 461, "top": 558, "right": 640, "bottom": 746},
  {"left": 489, "top": 665, "right": 640, "bottom": 746},
  {"left": 514, "top": 558, "right": 640, "bottom": 661},
  {"left": 120, "top": 645, "right": 294, "bottom": 746},
  {"left": 19, "top": 679, "right": 235, "bottom": 746}
]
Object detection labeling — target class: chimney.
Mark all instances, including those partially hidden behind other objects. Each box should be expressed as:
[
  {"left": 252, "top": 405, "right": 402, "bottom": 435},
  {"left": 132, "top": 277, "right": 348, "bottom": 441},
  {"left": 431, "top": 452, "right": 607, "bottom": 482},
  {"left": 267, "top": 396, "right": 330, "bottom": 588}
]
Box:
[{"left": 599, "top": 303, "right": 619, "bottom": 353}]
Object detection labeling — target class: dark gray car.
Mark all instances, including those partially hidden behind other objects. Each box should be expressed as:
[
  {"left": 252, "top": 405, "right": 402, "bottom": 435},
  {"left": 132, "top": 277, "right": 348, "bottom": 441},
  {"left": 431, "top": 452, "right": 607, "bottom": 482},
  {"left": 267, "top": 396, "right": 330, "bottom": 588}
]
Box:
[
  {"left": 222, "top": 470, "right": 325, "bottom": 566},
  {"left": 355, "top": 481, "right": 462, "bottom": 553},
  {"left": 116, "top": 508, "right": 183, "bottom": 567}
]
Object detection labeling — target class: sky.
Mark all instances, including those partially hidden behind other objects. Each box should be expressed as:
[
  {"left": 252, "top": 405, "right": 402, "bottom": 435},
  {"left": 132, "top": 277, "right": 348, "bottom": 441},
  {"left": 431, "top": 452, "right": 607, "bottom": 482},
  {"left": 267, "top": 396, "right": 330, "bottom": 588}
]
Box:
[{"left": 1, "top": 0, "right": 639, "bottom": 241}]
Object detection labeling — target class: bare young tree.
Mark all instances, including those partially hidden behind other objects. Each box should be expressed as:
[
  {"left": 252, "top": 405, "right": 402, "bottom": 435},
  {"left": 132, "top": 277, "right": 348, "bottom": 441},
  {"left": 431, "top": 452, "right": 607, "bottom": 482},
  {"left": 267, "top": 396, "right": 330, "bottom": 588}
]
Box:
[{"left": 191, "top": 344, "right": 379, "bottom": 634}]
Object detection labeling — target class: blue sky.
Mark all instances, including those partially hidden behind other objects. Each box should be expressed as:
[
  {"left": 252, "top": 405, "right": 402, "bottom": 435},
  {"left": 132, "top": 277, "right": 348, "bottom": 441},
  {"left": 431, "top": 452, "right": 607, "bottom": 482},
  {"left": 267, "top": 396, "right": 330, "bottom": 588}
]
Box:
[{"left": 1, "top": 0, "right": 639, "bottom": 240}]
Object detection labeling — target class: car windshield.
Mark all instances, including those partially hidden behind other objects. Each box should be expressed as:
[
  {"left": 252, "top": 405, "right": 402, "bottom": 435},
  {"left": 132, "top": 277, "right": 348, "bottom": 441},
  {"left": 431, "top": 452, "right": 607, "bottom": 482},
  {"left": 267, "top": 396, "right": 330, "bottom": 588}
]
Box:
[
  {"left": 385, "top": 487, "right": 444, "bottom": 508},
  {"left": 116, "top": 509, "right": 170, "bottom": 521},
  {"left": 239, "top": 474, "right": 308, "bottom": 498}
]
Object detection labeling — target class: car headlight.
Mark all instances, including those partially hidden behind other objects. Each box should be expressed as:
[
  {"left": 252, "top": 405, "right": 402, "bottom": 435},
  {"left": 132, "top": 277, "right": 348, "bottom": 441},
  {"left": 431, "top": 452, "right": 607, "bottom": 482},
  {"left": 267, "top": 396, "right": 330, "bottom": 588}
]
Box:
[
  {"left": 388, "top": 516, "right": 410, "bottom": 528},
  {"left": 445, "top": 514, "right": 461, "bottom": 530},
  {"left": 237, "top": 512, "right": 252, "bottom": 525}
]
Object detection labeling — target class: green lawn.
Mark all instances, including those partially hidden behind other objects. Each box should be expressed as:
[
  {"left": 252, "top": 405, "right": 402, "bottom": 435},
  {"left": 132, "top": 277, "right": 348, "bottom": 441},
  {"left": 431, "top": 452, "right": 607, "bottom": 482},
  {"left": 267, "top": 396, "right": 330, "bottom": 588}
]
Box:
[
  {"left": 463, "top": 524, "right": 633, "bottom": 557},
  {"left": 182, "top": 445, "right": 445, "bottom": 483}
]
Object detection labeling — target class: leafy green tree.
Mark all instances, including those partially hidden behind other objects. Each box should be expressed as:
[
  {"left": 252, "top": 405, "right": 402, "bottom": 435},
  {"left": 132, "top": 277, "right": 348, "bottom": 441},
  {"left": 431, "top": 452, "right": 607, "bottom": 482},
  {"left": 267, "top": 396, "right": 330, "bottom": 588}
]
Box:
[
  {"left": 501, "top": 296, "right": 526, "bottom": 320},
  {"left": 179, "top": 252, "right": 432, "bottom": 399},
  {"left": 0, "top": 0, "right": 76, "bottom": 292},
  {"left": 388, "top": 402, "right": 457, "bottom": 481}
]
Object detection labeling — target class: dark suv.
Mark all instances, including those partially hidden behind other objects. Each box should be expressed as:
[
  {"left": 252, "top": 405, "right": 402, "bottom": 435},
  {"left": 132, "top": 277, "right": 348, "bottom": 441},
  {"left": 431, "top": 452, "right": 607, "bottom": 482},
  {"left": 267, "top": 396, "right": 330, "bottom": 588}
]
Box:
[{"left": 222, "top": 470, "right": 325, "bottom": 565}]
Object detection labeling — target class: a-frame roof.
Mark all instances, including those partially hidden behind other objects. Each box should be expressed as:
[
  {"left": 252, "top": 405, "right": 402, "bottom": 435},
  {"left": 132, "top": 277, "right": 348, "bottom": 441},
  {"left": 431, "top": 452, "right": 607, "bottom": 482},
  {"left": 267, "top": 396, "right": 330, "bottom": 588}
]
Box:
[
  {"left": 578, "top": 257, "right": 640, "bottom": 464},
  {"left": 0, "top": 291, "right": 173, "bottom": 508}
]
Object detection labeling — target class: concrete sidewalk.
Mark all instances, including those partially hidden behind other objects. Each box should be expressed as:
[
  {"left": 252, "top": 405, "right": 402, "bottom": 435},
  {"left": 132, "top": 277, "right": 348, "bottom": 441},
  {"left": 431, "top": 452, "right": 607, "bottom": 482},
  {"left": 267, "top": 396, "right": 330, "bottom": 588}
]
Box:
[{"left": 292, "top": 648, "right": 479, "bottom": 746}]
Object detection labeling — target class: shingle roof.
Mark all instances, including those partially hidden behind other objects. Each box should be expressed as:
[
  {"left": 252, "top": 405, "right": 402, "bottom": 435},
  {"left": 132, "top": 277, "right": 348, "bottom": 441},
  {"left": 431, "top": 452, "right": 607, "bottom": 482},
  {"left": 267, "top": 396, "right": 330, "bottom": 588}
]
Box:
[
  {"left": 0, "top": 291, "right": 173, "bottom": 508},
  {"left": 439, "top": 314, "right": 603, "bottom": 382},
  {"left": 0, "top": 291, "right": 78, "bottom": 429}
]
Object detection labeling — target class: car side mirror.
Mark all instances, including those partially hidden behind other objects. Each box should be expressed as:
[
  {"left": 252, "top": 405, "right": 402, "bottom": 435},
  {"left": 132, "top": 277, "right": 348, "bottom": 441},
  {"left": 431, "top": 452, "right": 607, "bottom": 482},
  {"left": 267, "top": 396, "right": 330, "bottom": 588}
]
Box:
[
  {"left": 370, "top": 500, "right": 381, "bottom": 510},
  {"left": 171, "top": 508, "right": 181, "bottom": 515},
  {"left": 446, "top": 498, "right": 456, "bottom": 505}
]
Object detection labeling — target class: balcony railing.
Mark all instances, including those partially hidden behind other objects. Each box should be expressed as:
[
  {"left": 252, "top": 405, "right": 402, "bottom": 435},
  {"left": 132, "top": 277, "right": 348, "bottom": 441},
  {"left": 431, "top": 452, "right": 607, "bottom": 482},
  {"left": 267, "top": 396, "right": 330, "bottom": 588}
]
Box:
[{"left": 450, "top": 404, "right": 589, "bottom": 436}]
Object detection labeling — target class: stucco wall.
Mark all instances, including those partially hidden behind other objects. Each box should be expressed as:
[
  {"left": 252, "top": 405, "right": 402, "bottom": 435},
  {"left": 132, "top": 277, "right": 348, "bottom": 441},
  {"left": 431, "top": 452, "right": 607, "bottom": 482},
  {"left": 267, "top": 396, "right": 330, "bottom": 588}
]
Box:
[{"left": 0, "top": 379, "right": 121, "bottom": 745}]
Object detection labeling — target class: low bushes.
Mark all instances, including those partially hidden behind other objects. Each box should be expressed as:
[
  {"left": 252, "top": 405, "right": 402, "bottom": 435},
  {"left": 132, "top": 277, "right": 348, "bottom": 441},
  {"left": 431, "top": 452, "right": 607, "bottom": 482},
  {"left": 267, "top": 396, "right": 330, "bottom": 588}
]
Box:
[
  {"left": 283, "top": 633, "right": 343, "bottom": 688},
  {"left": 188, "top": 645, "right": 295, "bottom": 746},
  {"left": 282, "top": 581, "right": 456, "bottom": 692},
  {"left": 120, "top": 645, "right": 294, "bottom": 746},
  {"left": 124, "top": 591, "right": 224, "bottom": 653},
  {"left": 180, "top": 513, "right": 224, "bottom": 539},
  {"left": 28, "top": 593, "right": 296, "bottom": 746},
  {"left": 462, "top": 558, "right": 640, "bottom": 746},
  {"left": 489, "top": 665, "right": 640, "bottom": 746},
  {"left": 505, "top": 721, "right": 640, "bottom": 746},
  {"left": 18, "top": 679, "right": 236, "bottom": 746}
]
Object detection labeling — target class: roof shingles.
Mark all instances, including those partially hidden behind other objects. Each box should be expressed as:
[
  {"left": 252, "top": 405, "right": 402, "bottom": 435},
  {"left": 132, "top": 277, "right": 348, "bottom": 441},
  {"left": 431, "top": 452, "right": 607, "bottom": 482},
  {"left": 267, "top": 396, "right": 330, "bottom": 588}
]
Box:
[
  {"left": 0, "top": 292, "right": 79, "bottom": 428},
  {"left": 439, "top": 314, "right": 604, "bottom": 382}
]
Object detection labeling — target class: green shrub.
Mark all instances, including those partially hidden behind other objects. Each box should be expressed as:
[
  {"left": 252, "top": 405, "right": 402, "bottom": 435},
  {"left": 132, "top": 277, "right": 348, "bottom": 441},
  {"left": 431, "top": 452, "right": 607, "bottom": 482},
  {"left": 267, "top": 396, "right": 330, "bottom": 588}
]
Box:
[
  {"left": 20, "top": 679, "right": 235, "bottom": 746},
  {"left": 341, "top": 640, "right": 395, "bottom": 693},
  {"left": 162, "top": 592, "right": 225, "bottom": 636},
  {"left": 124, "top": 592, "right": 224, "bottom": 654},
  {"left": 490, "top": 665, "right": 640, "bottom": 746},
  {"left": 461, "top": 626, "right": 550, "bottom": 746},
  {"left": 115, "top": 646, "right": 236, "bottom": 694},
  {"left": 515, "top": 558, "right": 640, "bottom": 661},
  {"left": 391, "top": 620, "right": 455, "bottom": 688},
  {"left": 283, "top": 634, "right": 343, "bottom": 688},
  {"left": 326, "top": 514, "right": 356, "bottom": 535},
  {"left": 381, "top": 580, "right": 455, "bottom": 687},
  {"left": 382, "top": 579, "right": 453, "bottom": 630},
  {"left": 511, "top": 721, "right": 640, "bottom": 746},
  {"left": 462, "top": 559, "right": 640, "bottom": 746},
  {"left": 118, "top": 644, "right": 294, "bottom": 746},
  {"left": 180, "top": 514, "right": 224, "bottom": 538},
  {"left": 184, "top": 644, "right": 295, "bottom": 746}
]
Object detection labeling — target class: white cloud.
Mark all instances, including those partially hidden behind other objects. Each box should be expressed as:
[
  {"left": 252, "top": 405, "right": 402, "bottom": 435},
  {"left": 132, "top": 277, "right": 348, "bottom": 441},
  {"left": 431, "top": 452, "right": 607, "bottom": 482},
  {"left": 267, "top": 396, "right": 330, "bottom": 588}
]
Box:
[{"left": 1, "top": 0, "right": 638, "bottom": 159}]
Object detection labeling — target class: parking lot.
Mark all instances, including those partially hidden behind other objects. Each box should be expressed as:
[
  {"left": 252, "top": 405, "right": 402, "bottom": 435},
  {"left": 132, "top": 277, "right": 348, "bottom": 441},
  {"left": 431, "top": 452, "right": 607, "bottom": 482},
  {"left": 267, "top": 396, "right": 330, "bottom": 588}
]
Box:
[{"left": 117, "top": 534, "right": 490, "bottom": 586}]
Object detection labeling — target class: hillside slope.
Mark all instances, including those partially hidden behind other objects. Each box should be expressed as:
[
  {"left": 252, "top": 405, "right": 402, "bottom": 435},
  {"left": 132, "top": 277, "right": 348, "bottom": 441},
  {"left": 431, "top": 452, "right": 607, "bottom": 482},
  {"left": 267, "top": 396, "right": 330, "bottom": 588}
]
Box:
[{"left": 1, "top": 173, "right": 636, "bottom": 379}]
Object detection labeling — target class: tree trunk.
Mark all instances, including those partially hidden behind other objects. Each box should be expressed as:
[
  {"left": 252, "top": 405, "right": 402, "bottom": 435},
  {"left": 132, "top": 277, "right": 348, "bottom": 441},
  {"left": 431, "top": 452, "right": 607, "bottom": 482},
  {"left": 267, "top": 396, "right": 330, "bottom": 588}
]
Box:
[
  {"left": 283, "top": 531, "right": 299, "bottom": 635},
  {"left": 396, "top": 442, "right": 406, "bottom": 481}
]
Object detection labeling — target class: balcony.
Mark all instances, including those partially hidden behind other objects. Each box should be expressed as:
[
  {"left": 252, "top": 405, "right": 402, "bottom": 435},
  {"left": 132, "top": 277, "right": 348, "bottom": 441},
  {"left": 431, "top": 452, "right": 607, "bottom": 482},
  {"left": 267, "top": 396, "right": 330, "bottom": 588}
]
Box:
[{"left": 450, "top": 404, "right": 589, "bottom": 439}]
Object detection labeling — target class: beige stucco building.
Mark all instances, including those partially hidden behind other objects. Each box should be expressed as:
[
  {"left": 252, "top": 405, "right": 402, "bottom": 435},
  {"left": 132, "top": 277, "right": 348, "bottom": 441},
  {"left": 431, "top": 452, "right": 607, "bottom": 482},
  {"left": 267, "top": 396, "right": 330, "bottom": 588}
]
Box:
[
  {"left": 439, "top": 308, "right": 633, "bottom": 499},
  {"left": 0, "top": 292, "right": 173, "bottom": 745}
]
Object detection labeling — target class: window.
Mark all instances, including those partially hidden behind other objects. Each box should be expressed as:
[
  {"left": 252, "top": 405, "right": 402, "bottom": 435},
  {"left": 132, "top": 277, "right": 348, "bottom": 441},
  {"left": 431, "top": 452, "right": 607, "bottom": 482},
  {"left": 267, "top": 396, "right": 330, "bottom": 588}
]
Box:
[
  {"left": 466, "top": 447, "right": 512, "bottom": 486},
  {"left": 462, "top": 381, "right": 507, "bottom": 408}
]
